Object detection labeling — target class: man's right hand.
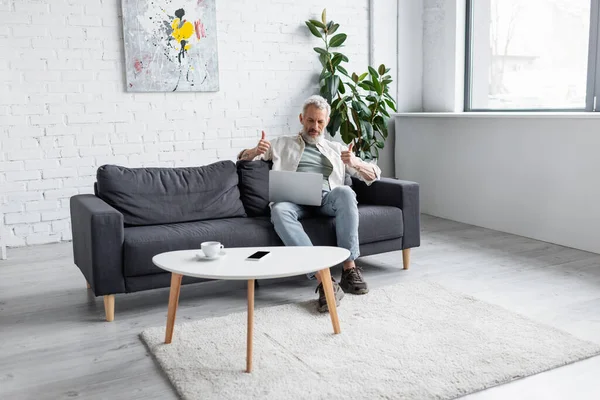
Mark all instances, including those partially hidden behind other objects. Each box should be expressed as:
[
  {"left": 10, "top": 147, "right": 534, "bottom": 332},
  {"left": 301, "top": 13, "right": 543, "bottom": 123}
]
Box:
[{"left": 254, "top": 130, "right": 270, "bottom": 156}]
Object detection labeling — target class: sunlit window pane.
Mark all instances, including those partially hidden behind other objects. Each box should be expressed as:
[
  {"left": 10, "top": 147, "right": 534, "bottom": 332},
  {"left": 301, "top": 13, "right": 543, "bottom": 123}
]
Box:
[{"left": 470, "top": 0, "right": 591, "bottom": 110}]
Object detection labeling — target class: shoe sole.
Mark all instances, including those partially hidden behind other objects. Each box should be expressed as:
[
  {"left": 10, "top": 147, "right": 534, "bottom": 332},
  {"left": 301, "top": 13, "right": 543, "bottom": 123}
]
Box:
[
  {"left": 317, "top": 290, "right": 345, "bottom": 313},
  {"left": 340, "top": 281, "right": 370, "bottom": 295}
]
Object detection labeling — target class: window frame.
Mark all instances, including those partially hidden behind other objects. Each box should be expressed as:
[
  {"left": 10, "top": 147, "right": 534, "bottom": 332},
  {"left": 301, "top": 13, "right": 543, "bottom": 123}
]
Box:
[{"left": 464, "top": 0, "right": 600, "bottom": 112}]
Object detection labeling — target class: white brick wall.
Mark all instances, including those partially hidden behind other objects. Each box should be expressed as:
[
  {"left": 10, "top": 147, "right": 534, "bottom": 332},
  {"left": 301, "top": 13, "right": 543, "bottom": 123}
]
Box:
[{"left": 0, "top": 0, "right": 370, "bottom": 248}]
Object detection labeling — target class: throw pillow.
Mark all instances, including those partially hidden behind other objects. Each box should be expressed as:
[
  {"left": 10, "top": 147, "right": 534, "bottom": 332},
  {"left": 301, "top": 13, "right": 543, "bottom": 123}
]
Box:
[
  {"left": 96, "top": 161, "right": 246, "bottom": 226},
  {"left": 236, "top": 160, "right": 272, "bottom": 217}
]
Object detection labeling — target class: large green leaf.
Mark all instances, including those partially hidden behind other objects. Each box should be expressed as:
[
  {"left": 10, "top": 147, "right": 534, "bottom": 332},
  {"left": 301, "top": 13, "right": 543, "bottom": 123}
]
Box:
[
  {"left": 372, "top": 77, "right": 382, "bottom": 95},
  {"left": 384, "top": 99, "right": 397, "bottom": 112},
  {"left": 333, "top": 97, "right": 345, "bottom": 109},
  {"left": 380, "top": 122, "right": 389, "bottom": 138},
  {"left": 313, "top": 47, "right": 328, "bottom": 56},
  {"left": 368, "top": 66, "right": 378, "bottom": 79},
  {"left": 331, "top": 54, "right": 343, "bottom": 68},
  {"left": 358, "top": 120, "right": 367, "bottom": 141},
  {"left": 331, "top": 98, "right": 341, "bottom": 110},
  {"left": 324, "top": 75, "right": 340, "bottom": 103},
  {"left": 351, "top": 109, "right": 361, "bottom": 136},
  {"left": 340, "top": 120, "right": 352, "bottom": 144},
  {"left": 320, "top": 69, "right": 332, "bottom": 81},
  {"left": 329, "top": 34, "right": 347, "bottom": 47},
  {"left": 359, "top": 81, "right": 374, "bottom": 91},
  {"left": 320, "top": 84, "right": 328, "bottom": 96},
  {"left": 332, "top": 52, "right": 348, "bottom": 62},
  {"left": 357, "top": 100, "right": 371, "bottom": 117},
  {"left": 328, "top": 23, "right": 339, "bottom": 35},
  {"left": 363, "top": 121, "right": 374, "bottom": 141},
  {"left": 337, "top": 65, "right": 349, "bottom": 77},
  {"left": 330, "top": 112, "right": 342, "bottom": 136},
  {"left": 358, "top": 72, "right": 368, "bottom": 81},
  {"left": 318, "top": 53, "right": 329, "bottom": 68},
  {"left": 309, "top": 19, "right": 326, "bottom": 29},
  {"left": 382, "top": 79, "right": 393, "bottom": 85},
  {"left": 376, "top": 140, "right": 385, "bottom": 149},
  {"left": 374, "top": 122, "right": 386, "bottom": 138},
  {"left": 338, "top": 79, "right": 345, "bottom": 94},
  {"left": 351, "top": 100, "right": 361, "bottom": 115},
  {"left": 305, "top": 21, "right": 322, "bottom": 38},
  {"left": 373, "top": 116, "right": 388, "bottom": 139}
]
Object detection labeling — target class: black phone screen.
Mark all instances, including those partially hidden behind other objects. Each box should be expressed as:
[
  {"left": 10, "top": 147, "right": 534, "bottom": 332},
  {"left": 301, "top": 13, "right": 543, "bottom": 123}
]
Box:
[{"left": 248, "top": 251, "right": 270, "bottom": 259}]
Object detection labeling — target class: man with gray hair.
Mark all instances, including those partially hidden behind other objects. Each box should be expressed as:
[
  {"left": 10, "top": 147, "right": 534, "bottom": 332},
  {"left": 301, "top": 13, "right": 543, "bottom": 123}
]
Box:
[{"left": 238, "top": 95, "right": 381, "bottom": 312}]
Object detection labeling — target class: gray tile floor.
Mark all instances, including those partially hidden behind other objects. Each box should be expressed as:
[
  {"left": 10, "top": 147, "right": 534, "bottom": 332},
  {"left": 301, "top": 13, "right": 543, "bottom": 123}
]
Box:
[{"left": 1, "top": 215, "right": 599, "bottom": 399}]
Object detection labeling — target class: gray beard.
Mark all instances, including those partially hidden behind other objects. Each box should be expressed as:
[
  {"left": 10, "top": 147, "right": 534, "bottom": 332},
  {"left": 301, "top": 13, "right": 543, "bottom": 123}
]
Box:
[{"left": 301, "top": 130, "right": 325, "bottom": 145}]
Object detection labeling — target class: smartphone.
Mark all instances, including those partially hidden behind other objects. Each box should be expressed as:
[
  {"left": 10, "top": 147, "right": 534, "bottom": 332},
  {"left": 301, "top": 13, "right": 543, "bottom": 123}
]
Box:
[{"left": 246, "top": 251, "right": 270, "bottom": 261}]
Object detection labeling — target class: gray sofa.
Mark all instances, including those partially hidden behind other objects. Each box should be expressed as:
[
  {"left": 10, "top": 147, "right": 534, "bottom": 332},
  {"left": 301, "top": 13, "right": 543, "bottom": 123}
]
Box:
[{"left": 70, "top": 160, "right": 420, "bottom": 321}]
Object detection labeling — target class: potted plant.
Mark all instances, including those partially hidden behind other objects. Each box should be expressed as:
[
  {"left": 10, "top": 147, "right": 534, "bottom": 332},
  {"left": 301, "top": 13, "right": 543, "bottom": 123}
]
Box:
[{"left": 305, "top": 9, "right": 397, "bottom": 161}]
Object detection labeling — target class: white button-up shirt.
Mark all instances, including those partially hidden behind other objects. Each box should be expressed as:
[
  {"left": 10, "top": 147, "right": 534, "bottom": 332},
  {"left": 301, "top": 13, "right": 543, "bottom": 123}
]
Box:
[{"left": 254, "top": 133, "right": 381, "bottom": 189}]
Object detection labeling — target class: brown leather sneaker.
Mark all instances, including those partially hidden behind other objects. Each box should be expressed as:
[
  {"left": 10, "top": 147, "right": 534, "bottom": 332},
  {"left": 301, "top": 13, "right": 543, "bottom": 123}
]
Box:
[
  {"left": 315, "top": 278, "right": 345, "bottom": 313},
  {"left": 340, "top": 267, "right": 369, "bottom": 295}
]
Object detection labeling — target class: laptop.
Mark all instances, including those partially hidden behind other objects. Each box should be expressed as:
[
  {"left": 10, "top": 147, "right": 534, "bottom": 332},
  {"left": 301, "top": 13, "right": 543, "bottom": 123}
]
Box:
[{"left": 268, "top": 170, "right": 323, "bottom": 206}]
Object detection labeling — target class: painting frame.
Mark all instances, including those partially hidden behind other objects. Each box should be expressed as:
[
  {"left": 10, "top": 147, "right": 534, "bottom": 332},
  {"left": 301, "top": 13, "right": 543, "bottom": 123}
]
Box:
[{"left": 121, "top": 0, "right": 220, "bottom": 92}]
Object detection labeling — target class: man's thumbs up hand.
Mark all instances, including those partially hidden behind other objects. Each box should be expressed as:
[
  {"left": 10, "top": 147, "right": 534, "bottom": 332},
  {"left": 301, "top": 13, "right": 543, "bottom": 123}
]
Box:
[
  {"left": 255, "top": 130, "right": 270, "bottom": 156},
  {"left": 341, "top": 142, "right": 358, "bottom": 167}
]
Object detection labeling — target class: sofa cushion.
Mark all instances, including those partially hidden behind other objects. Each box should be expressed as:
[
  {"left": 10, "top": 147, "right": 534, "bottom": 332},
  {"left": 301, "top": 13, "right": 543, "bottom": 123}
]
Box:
[
  {"left": 123, "top": 217, "right": 282, "bottom": 277},
  {"left": 300, "top": 205, "right": 403, "bottom": 246},
  {"left": 236, "top": 160, "right": 272, "bottom": 217},
  {"left": 123, "top": 205, "right": 402, "bottom": 277},
  {"left": 96, "top": 161, "right": 246, "bottom": 226},
  {"left": 356, "top": 205, "right": 403, "bottom": 243}
]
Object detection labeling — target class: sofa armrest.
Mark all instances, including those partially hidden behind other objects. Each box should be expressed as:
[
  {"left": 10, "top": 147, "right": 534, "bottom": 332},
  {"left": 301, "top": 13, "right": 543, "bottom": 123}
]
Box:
[
  {"left": 352, "top": 177, "right": 420, "bottom": 249},
  {"left": 70, "top": 194, "right": 125, "bottom": 296}
]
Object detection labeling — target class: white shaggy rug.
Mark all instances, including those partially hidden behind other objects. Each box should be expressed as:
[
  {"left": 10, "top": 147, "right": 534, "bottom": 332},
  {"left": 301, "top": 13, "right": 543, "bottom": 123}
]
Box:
[{"left": 140, "top": 281, "right": 600, "bottom": 399}]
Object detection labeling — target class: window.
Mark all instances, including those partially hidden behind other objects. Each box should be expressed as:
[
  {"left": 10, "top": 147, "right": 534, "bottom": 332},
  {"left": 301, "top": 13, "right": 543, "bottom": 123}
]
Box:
[{"left": 465, "top": 0, "right": 600, "bottom": 111}]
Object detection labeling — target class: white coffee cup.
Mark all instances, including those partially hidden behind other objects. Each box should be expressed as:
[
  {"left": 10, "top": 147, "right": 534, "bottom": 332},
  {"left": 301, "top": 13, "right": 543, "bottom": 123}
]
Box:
[{"left": 201, "top": 241, "right": 224, "bottom": 258}]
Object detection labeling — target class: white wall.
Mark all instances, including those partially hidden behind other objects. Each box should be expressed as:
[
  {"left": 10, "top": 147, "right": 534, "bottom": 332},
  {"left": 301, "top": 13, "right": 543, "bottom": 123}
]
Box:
[
  {"left": 395, "top": 115, "right": 600, "bottom": 254},
  {"left": 422, "top": 0, "right": 465, "bottom": 112},
  {"left": 371, "top": 0, "right": 399, "bottom": 176},
  {"left": 397, "top": 0, "right": 423, "bottom": 112},
  {"left": 0, "top": 0, "right": 369, "bottom": 247}
]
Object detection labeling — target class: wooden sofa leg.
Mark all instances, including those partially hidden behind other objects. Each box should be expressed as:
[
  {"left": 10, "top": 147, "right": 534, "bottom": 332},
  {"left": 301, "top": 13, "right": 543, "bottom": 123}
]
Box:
[
  {"left": 402, "top": 249, "right": 411, "bottom": 270},
  {"left": 104, "top": 295, "right": 115, "bottom": 322},
  {"left": 86, "top": 281, "right": 91, "bottom": 289}
]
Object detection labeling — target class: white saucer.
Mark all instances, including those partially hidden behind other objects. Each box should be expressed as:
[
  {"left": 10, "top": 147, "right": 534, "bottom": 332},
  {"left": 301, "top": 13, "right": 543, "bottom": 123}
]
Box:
[{"left": 196, "top": 250, "right": 226, "bottom": 261}]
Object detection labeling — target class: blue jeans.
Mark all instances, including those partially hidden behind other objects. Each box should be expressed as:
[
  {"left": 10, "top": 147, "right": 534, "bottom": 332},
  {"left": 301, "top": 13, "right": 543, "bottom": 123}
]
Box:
[{"left": 270, "top": 186, "right": 360, "bottom": 278}]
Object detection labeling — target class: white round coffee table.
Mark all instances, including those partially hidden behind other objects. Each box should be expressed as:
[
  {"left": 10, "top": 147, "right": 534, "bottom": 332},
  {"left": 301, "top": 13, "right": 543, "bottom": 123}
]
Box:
[{"left": 152, "top": 246, "right": 350, "bottom": 373}]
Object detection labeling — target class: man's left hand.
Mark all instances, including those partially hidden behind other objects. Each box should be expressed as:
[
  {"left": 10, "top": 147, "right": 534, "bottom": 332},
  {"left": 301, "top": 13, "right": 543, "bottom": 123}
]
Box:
[{"left": 341, "top": 143, "right": 359, "bottom": 168}]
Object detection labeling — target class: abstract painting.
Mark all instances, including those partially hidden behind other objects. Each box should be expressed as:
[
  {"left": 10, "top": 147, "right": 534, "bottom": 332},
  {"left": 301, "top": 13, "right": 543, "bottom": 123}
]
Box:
[{"left": 121, "top": 0, "right": 219, "bottom": 92}]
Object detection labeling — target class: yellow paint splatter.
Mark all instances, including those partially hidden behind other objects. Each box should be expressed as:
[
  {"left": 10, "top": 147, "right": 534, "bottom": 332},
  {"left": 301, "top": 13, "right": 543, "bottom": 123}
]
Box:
[{"left": 171, "top": 18, "right": 194, "bottom": 44}]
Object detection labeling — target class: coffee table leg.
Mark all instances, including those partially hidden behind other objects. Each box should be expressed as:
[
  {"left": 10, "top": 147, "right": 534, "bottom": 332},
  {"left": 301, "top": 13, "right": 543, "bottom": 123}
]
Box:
[
  {"left": 320, "top": 268, "right": 341, "bottom": 334},
  {"left": 247, "top": 279, "right": 255, "bottom": 373},
  {"left": 165, "top": 273, "right": 183, "bottom": 344}
]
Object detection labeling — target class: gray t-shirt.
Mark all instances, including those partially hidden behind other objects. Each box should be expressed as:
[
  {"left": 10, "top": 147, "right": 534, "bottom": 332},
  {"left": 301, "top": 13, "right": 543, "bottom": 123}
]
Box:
[{"left": 296, "top": 143, "right": 333, "bottom": 191}]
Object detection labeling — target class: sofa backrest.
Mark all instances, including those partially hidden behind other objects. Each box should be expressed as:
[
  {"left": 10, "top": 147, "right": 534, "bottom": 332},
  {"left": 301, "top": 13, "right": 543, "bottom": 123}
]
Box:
[{"left": 96, "top": 161, "right": 246, "bottom": 226}]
